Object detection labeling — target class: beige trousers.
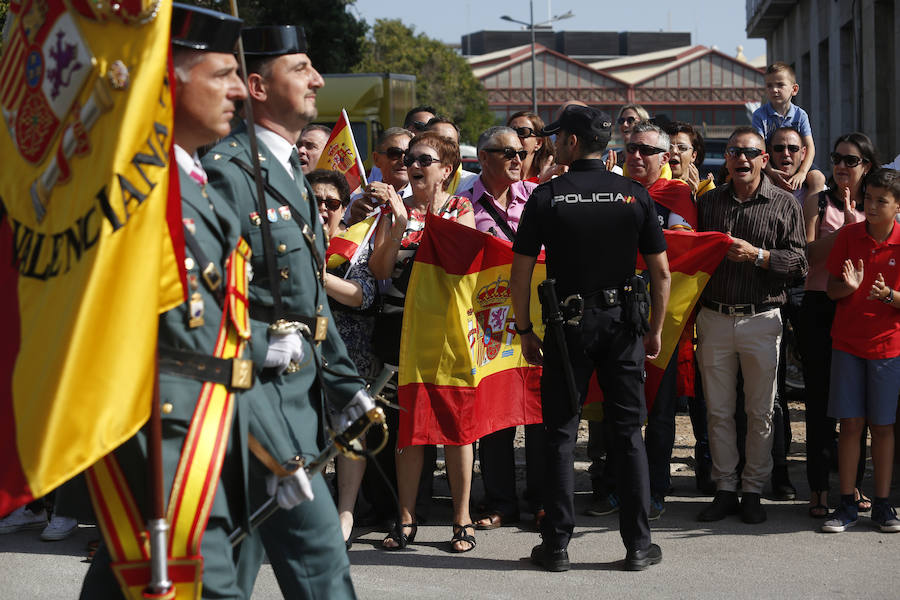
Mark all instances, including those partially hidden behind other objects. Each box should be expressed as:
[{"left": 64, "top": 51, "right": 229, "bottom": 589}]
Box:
[{"left": 696, "top": 307, "right": 782, "bottom": 494}]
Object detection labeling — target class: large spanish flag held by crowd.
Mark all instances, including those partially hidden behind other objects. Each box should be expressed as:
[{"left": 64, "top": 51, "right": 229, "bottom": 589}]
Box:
[
  {"left": 397, "top": 215, "right": 545, "bottom": 448},
  {"left": 0, "top": 0, "right": 184, "bottom": 516},
  {"left": 636, "top": 230, "right": 731, "bottom": 409},
  {"left": 584, "top": 230, "right": 731, "bottom": 417}
]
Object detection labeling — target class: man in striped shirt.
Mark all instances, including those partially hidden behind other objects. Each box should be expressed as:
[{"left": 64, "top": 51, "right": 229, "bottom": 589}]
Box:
[{"left": 695, "top": 126, "right": 807, "bottom": 525}]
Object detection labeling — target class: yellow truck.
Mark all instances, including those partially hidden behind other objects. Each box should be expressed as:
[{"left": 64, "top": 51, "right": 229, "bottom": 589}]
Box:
[{"left": 314, "top": 73, "right": 416, "bottom": 169}]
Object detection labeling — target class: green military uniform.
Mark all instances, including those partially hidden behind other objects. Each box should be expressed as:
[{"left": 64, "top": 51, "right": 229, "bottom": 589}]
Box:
[
  {"left": 204, "top": 123, "right": 361, "bottom": 600},
  {"left": 81, "top": 159, "right": 249, "bottom": 600}
]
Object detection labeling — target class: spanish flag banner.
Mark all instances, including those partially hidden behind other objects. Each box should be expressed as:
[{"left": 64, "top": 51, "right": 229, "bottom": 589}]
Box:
[
  {"left": 0, "top": 0, "right": 183, "bottom": 515},
  {"left": 398, "top": 215, "right": 545, "bottom": 448},
  {"left": 315, "top": 108, "right": 368, "bottom": 194},
  {"left": 326, "top": 209, "right": 383, "bottom": 270}
]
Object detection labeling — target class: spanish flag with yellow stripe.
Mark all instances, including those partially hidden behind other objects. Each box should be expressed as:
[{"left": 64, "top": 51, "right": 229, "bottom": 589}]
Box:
[
  {"left": 398, "top": 215, "right": 545, "bottom": 448},
  {"left": 398, "top": 217, "right": 731, "bottom": 442},
  {"left": 0, "top": 0, "right": 183, "bottom": 515}
]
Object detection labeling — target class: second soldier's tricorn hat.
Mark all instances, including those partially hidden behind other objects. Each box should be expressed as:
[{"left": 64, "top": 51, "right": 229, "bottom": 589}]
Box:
[
  {"left": 171, "top": 3, "right": 243, "bottom": 53},
  {"left": 542, "top": 105, "right": 612, "bottom": 145},
  {"left": 241, "top": 26, "right": 308, "bottom": 56}
]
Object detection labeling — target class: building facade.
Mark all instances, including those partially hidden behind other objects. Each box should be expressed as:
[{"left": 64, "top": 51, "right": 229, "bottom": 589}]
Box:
[{"left": 747, "top": 0, "right": 900, "bottom": 161}]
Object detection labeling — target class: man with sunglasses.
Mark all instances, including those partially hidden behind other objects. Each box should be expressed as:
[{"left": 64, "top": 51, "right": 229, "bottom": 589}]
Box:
[
  {"left": 765, "top": 126, "right": 826, "bottom": 501},
  {"left": 404, "top": 104, "right": 437, "bottom": 134},
  {"left": 695, "top": 126, "right": 807, "bottom": 526},
  {"left": 202, "top": 24, "right": 372, "bottom": 599},
  {"left": 511, "top": 104, "right": 670, "bottom": 572},
  {"left": 347, "top": 127, "right": 414, "bottom": 225},
  {"left": 459, "top": 126, "right": 545, "bottom": 532}
]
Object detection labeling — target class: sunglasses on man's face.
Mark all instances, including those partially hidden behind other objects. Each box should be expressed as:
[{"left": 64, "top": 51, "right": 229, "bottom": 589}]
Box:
[
  {"left": 513, "top": 126, "right": 537, "bottom": 138},
  {"left": 483, "top": 147, "right": 528, "bottom": 161},
  {"left": 725, "top": 146, "right": 764, "bottom": 160},
  {"left": 316, "top": 196, "right": 343, "bottom": 211},
  {"left": 408, "top": 121, "right": 428, "bottom": 132},
  {"left": 617, "top": 116, "right": 638, "bottom": 126},
  {"left": 772, "top": 144, "right": 801, "bottom": 153},
  {"left": 625, "top": 142, "right": 666, "bottom": 157},
  {"left": 831, "top": 152, "right": 866, "bottom": 167},
  {"left": 378, "top": 146, "right": 406, "bottom": 161},
  {"left": 402, "top": 153, "right": 441, "bottom": 168}
]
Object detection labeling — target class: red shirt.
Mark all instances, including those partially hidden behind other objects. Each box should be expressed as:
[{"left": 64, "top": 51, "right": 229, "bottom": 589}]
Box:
[{"left": 827, "top": 220, "right": 900, "bottom": 359}]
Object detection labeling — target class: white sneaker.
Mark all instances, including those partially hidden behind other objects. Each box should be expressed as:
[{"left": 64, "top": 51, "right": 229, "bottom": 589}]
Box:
[
  {"left": 0, "top": 506, "right": 47, "bottom": 534},
  {"left": 40, "top": 515, "right": 78, "bottom": 541}
]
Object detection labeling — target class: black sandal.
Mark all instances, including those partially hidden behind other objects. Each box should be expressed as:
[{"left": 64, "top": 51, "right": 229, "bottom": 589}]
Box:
[
  {"left": 450, "top": 523, "right": 476, "bottom": 553},
  {"left": 381, "top": 522, "right": 417, "bottom": 550}
]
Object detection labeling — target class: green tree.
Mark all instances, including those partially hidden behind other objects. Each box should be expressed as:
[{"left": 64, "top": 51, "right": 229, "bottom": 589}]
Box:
[
  {"left": 0, "top": 0, "right": 8, "bottom": 35},
  {"left": 353, "top": 19, "right": 493, "bottom": 145},
  {"left": 189, "top": 0, "right": 366, "bottom": 74}
]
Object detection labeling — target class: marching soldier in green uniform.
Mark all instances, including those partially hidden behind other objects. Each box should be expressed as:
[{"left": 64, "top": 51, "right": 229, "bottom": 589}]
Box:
[
  {"left": 81, "top": 4, "right": 253, "bottom": 599},
  {"left": 203, "top": 25, "right": 373, "bottom": 600}
]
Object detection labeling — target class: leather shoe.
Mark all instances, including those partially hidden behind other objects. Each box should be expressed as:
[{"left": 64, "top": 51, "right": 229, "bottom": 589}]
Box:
[
  {"left": 474, "top": 511, "right": 519, "bottom": 530},
  {"left": 741, "top": 492, "right": 767, "bottom": 524},
  {"left": 697, "top": 490, "right": 740, "bottom": 522},
  {"left": 530, "top": 543, "right": 570, "bottom": 572},
  {"left": 771, "top": 466, "right": 796, "bottom": 501},
  {"left": 623, "top": 543, "right": 662, "bottom": 571}
]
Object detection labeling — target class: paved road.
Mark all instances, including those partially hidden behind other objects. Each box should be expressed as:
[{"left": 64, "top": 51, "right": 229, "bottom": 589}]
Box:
[{"left": 2, "top": 457, "right": 898, "bottom": 599}]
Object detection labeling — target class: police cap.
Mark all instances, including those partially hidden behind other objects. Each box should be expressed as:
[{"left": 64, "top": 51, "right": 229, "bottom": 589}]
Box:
[
  {"left": 241, "top": 26, "right": 308, "bottom": 56},
  {"left": 171, "top": 3, "right": 242, "bottom": 53},
  {"left": 542, "top": 105, "right": 612, "bottom": 145}
]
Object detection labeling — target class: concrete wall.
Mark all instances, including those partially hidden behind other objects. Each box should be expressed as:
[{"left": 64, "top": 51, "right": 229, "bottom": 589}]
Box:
[{"left": 751, "top": 0, "right": 900, "bottom": 164}]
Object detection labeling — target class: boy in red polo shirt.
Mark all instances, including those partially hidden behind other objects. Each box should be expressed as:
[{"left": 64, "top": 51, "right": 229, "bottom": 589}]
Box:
[{"left": 822, "top": 168, "right": 900, "bottom": 533}]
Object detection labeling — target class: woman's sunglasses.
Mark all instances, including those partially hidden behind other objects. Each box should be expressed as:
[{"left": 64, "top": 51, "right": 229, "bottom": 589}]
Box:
[
  {"left": 513, "top": 126, "right": 538, "bottom": 138},
  {"left": 403, "top": 153, "right": 441, "bottom": 168},
  {"left": 831, "top": 152, "right": 866, "bottom": 167},
  {"left": 316, "top": 196, "right": 343, "bottom": 211}
]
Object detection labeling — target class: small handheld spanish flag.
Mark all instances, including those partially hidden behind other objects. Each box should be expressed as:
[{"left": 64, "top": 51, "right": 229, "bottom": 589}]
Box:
[{"left": 315, "top": 108, "right": 368, "bottom": 194}]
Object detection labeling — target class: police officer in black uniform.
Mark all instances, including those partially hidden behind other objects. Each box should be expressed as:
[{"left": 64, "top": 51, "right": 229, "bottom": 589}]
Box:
[{"left": 510, "top": 105, "right": 671, "bottom": 572}]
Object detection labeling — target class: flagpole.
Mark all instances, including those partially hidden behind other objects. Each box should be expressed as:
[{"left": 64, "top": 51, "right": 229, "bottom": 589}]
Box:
[{"left": 145, "top": 354, "right": 172, "bottom": 595}]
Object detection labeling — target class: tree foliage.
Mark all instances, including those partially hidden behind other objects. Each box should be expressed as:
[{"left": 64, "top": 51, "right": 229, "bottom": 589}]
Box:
[
  {"left": 353, "top": 19, "right": 493, "bottom": 145},
  {"left": 188, "top": 0, "right": 366, "bottom": 74}
]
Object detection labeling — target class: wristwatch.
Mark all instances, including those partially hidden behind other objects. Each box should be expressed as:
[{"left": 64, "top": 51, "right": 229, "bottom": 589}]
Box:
[
  {"left": 883, "top": 288, "right": 894, "bottom": 304},
  {"left": 514, "top": 322, "right": 533, "bottom": 335},
  {"left": 754, "top": 247, "right": 765, "bottom": 267}
]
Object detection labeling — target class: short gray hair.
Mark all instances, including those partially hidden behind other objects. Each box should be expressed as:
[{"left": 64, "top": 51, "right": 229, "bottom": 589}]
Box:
[
  {"left": 172, "top": 47, "right": 205, "bottom": 83},
  {"left": 376, "top": 127, "right": 414, "bottom": 150},
  {"left": 630, "top": 121, "right": 669, "bottom": 151},
  {"left": 477, "top": 126, "right": 517, "bottom": 154}
]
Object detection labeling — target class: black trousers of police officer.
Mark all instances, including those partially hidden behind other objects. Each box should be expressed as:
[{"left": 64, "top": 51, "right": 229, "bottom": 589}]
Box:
[{"left": 540, "top": 304, "right": 651, "bottom": 553}]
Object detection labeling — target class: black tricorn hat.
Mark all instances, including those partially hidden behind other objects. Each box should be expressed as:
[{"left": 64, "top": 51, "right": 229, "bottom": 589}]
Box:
[
  {"left": 241, "top": 26, "right": 308, "bottom": 56},
  {"left": 171, "top": 3, "right": 242, "bottom": 53}
]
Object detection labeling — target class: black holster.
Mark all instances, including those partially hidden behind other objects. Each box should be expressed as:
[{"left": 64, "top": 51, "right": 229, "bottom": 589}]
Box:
[{"left": 622, "top": 274, "right": 651, "bottom": 336}]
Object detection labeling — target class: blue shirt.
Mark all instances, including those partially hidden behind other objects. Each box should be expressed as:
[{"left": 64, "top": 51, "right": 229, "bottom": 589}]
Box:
[{"left": 751, "top": 102, "right": 812, "bottom": 142}]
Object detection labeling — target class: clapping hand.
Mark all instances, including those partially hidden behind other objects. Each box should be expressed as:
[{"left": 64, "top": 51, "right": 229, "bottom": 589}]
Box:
[
  {"left": 868, "top": 272, "right": 890, "bottom": 301},
  {"left": 841, "top": 258, "right": 865, "bottom": 291}
]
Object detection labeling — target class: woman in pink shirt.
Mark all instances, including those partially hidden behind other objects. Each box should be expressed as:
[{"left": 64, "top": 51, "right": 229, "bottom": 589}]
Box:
[{"left": 798, "top": 132, "right": 875, "bottom": 517}]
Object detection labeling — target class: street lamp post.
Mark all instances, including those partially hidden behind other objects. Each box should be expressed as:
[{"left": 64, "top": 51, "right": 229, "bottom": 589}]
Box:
[{"left": 501, "top": 3, "right": 574, "bottom": 117}]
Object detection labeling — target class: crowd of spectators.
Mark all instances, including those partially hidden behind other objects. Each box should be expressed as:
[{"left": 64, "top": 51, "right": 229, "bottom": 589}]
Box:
[{"left": 4, "top": 60, "right": 900, "bottom": 553}]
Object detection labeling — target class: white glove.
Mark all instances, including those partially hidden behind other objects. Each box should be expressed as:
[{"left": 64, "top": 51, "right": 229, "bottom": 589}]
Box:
[
  {"left": 263, "top": 331, "right": 304, "bottom": 373},
  {"left": 265, "top": 468, "right": 314, "bottom": 510},
  {"left": 334, "top": 389, "right": 377, "bottom": 434}
]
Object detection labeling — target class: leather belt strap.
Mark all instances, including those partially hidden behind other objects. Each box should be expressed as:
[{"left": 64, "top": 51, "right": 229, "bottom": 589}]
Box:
[
  {"left": 249, "top": 304, "right": 328, "bottom": 342},
  {"left": 247, "top": 434, "right": 295, "bottom": 478},
  {"left": 158, "top": 348, "right": 254, "bottom": 390},
  {"left": 700, "top": 299, "right": 778, "bottom": 317}
]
